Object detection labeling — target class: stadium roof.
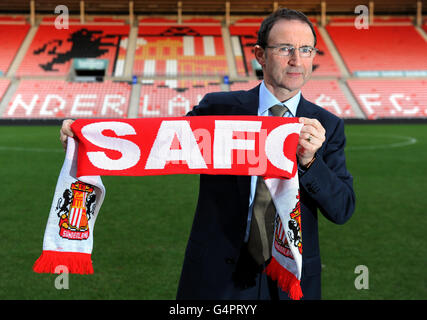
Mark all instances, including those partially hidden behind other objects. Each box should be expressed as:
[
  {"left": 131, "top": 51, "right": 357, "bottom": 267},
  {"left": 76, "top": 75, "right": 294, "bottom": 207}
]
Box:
[{"left": 0, "top": 0, "right": 422, "bottom": 15}]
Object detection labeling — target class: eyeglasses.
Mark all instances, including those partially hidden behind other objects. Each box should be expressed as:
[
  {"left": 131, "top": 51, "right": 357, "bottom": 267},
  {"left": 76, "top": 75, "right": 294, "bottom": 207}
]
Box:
[{"left": 265, "top": 44, "right": 318, "bottom": 58}]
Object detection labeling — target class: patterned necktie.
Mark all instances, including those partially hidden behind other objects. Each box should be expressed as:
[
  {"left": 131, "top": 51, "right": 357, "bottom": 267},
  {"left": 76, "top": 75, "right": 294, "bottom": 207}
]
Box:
[
  {"left": 269, "top": 104, "right": 288, "bottom": 117},
  {"left": 247, "top": 104, "right": 288, "bottom": 265}
]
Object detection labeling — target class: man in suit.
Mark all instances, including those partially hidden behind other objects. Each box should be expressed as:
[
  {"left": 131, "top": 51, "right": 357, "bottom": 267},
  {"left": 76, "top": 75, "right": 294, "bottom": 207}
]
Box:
[
  {"left": 59, "top": 8, "right": 355, "bottom": 300},
  {"left": 175, "top": 8, "right": 355, "bottom": 300}
]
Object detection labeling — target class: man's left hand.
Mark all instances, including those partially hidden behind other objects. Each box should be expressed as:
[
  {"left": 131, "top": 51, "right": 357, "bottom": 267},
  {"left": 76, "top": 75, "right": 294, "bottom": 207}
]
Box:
[{"left": 297, "top": 117, "right": 326, "bottom": 167}]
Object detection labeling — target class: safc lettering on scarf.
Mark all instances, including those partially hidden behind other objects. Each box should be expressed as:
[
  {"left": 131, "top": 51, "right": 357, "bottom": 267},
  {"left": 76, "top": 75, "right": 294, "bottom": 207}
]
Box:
[{"left": 71, "top": 116, "right": 303, "bottom": 178}]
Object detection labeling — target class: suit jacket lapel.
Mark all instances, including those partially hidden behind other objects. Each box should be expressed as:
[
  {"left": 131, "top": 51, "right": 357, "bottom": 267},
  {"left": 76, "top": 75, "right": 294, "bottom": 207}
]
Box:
[
  {"left": 296, "top": 94, "right": 318, "bottom": 118},
  {"left": 235, "top": 84, "right": 260, "bottom": 116}
]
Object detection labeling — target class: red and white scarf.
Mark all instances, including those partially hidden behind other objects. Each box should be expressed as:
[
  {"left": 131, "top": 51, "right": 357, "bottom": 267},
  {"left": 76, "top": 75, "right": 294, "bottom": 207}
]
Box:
[{"left": 33, "top": 116, "right": 303, "bottom": 299}]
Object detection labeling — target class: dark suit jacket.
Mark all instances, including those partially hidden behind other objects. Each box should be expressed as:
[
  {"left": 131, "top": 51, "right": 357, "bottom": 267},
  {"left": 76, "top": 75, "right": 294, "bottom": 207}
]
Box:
[{"left": 176, "top": 85, "right": 355, "bottom": 299}]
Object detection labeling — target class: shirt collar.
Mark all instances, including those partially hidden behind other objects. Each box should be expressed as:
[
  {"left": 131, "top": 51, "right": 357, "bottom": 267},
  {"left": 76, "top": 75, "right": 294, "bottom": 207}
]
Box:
[{"left": 258, "top": 80, "right": 300, "bottom": 117}]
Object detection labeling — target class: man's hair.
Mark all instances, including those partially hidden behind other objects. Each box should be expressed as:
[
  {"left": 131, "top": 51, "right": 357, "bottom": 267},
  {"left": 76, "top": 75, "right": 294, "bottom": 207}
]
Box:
[{"left": 257, "top": 8, "right": 317, "bottom": 48}]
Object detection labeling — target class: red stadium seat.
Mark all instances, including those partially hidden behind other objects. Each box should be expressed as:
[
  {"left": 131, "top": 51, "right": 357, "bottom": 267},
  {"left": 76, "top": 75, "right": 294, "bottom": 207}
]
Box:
[
  {"left": 139, "top": 80, "right": 222, "bottom": 117},
  {"left": 326, "top": 24, "right": 427, "bottom": 74},
  {"left": 4, "top": 80, "right": 131, "bottom": 118},
  {"left": 0, "top": 23, "right": 30, "bottom": 75},
  {"left": 347, "top": 79, "right": 427, "bottom": 119},
  {"left": 16, "top": 24, "right": 129, "bottom": 76},
  {"left": 135, "top": 19, "right": 227, "bottom": 77}
]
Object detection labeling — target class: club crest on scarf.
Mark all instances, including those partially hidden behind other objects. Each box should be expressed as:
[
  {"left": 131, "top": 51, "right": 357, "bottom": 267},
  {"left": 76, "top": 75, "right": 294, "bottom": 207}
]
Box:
[
  {"left": 274, "top": 192, "right": 302, "bottom": 258},
  {"left": 288, "top": 193, "right": 302, "bottom": 255},
  {"left": 57, "top": 181, "right": 96, "bottom": 240}
]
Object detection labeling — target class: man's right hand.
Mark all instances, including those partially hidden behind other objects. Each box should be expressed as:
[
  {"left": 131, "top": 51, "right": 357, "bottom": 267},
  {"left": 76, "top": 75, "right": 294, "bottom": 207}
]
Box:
[{"left": 60, "top": 119, "right": 75, "bottom": 151}]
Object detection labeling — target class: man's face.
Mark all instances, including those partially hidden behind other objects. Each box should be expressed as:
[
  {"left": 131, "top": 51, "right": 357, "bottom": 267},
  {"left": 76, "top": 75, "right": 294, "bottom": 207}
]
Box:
[{"left": 255, "top": 19, "right": 315, "bottom": 98}]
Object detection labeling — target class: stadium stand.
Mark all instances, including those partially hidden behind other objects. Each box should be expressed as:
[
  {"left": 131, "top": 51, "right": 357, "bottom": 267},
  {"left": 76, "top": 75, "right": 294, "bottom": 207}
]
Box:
[
  {"left": 134, "top": 18, "right": 228, "bottom": 77},
  {"left": 326, "top": 19, "right": 427, "bottom": 75},
  {"left": 347, "top": 79, "right": 427, "bottom": 119},
  {"left": 16, "top": 21, "right": 129, "bottom": 77},
  {"left": 139, "top": 80, "right": 222, "bottom": 117},
  {"left": 3, "top": 80, "right": 131, "bottom": 118},
  {"left": 0, "top": 0, "right": 426, "bottom": 121},
  {"left": 0, "top": 17, "right": 29, "bottom": 76}
]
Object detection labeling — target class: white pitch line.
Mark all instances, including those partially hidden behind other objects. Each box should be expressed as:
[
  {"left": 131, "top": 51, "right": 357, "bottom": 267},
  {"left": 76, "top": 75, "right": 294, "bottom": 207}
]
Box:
[{"left": 346, "top": 134, "right": 417, "bottom": 150}]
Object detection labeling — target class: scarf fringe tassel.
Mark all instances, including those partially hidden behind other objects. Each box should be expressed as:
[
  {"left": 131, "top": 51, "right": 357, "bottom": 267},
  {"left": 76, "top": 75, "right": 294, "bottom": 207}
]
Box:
[
  {"left": 264, "top": 257, "right": 303, "bottom": 300},
  {"left": 33, "top": 250, "right": 93, "bottom": 274}
]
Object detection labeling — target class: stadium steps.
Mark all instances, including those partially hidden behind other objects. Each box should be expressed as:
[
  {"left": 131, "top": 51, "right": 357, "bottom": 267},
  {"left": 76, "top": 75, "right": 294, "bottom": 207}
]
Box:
[
  {"left": 121, "top": 24, "right": 140, "bottom": 118},
  {"left": 0, "top": 79, "right": 10, "bottom": 102},
  {"left": 414, "top": 25, "right": 427, "bottom": 41},
  {"left": 6, "top": 25, "right": 38, "bottom": 77},
  {"left": 228, "top": 22, "right": 261, "bottom": 77},
  {"left": 128, "top": 82, "right": 141, "bottom": 118},
  {"left": 0, "top": 79, "right": 18, "bottom": 115},
  {"left": 337, "top": 80, "right": 366, "bottom": 119},
  {"left": 317, "top": 26, "right": 350, "bottom": 78},
  {"left": 121, "top": 25, "right": 138, "bottom": 79},
  {"left": 221, "top": 25, "right": 237, "bottom": 78}
]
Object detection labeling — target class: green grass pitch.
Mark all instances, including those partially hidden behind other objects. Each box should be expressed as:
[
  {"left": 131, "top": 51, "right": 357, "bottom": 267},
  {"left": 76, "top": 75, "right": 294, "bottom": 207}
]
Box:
[{"left": 0, "top": 123, "right": 425, "bottom": 299}]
